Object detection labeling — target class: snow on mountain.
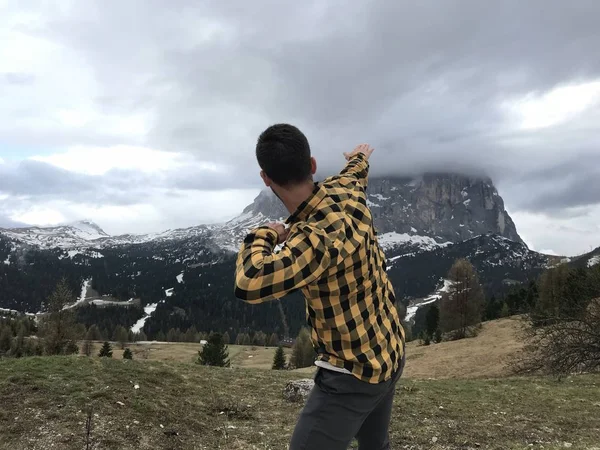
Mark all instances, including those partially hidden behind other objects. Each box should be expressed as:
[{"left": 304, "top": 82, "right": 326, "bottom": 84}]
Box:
[
  {"left": 589, "top": 255, "right": 600, "bottom": 268},
  {"left": 0, "top": 221, "right": 109, "bottom": 249},
  {"left": 0, "top": 174, "right": 525, "bottom": 259},
  {"left": 377, "top": 232, "right": 452, "bottom": 252}
]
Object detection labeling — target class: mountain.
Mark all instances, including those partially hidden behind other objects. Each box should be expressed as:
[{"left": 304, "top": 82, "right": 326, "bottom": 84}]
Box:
[
  {"left": 0, "top": 172, "right": 562, "bottom": 339},
  {"left": 227, "top": 174, "right": 523, "bottom": 252}
]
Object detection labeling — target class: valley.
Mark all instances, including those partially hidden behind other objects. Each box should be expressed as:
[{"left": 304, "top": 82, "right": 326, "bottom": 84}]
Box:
[{"left": 2, "top": 172, "right": 587, "bottom": 340}]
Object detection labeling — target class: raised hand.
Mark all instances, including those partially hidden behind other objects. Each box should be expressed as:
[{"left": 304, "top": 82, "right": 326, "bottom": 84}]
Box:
[
  {"left": 265, "top": 222, "right": 290, "bottom": 244},
  {"left": 343, "top": 143, "right": 375, "bottom": 161}
]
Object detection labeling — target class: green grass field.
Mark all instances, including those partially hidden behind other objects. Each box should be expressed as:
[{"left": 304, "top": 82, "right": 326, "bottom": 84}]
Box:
[{"left": 1, "top": 357, "right": 599, "bottom": 450}]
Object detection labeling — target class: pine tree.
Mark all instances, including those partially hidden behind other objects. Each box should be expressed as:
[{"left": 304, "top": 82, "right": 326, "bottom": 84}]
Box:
[
  {"left": 268, "top": 333, "right": 279, "bottom": 347},
  {"left": 291, "top": 328, "right": 315, "bottom": 368},
  {"left": 166, "top": 328, "right": 178, "bottom": 342},
  {"left": 253, "top": 331, "right": 266, "bottom": 346},
  {"left": 82, "top": 329, "right": 94, "bottom": 357},
  {"left": 434, "top": 328, "right": 443, "bottom": 343},
  {"left": 235, "top": 333, "right": 243, "bottom": 345},
  {"left": 272, "top": 345, "right": 286, "bottom": 370},
  {"left": 197, "top": 333, "right": 230, "bottom": 367},
  {"left": 222, "top": 331, "right": 230, "bottom": 345},
  {"left": 98, "top": 341, "right": 113, "bottom": 358},
  {"left": 41, "top": 278, "right": 79, "bottom": 355},
  {"left": 10, "top": 327, "right": 25, "bottom": 358},
  {"left": 241, "top": 333, "right": 251, "bottom": 346},
  {"left": 500, "top": 302, "right": 510, "bottom": 318},
  {"left": 113, "top": 326, "right": 129, "bottom": 349},
  {"left": 535, "top": 264, "right": 570, "bottom": 323},
  {"left": 425, "top": 304, "right": 440, "bottom": 338},
  {"left": 123, "top": 348, "right": 133, "bottom": 360},
  {"left": 440, "top": 259, "right": 485, "bottom": 340},
  {"left": 87, "top": 324, "right": 102, "bottom": 341},
  {"left": 0, "top": 326, "right": 12, "bottom": 356},
  {"left": 137, "top": 331, "right": 148, "bottom": 342},
  {"left": 156, "top": 331, "right": 166, "bottom": 342}
]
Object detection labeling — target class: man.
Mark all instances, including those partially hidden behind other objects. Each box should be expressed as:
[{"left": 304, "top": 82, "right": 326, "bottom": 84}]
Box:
[{"left": 234, "top": 124, "right": 405, "bottom": 450}]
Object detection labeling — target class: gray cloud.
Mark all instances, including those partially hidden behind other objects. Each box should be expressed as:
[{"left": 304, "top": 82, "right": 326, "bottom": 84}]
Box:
[{"left": 2, "top": 1, "right": 600, "bottom": 251}]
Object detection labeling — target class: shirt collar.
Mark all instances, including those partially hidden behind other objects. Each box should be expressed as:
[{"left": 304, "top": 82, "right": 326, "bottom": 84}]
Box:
[{"left": 286, "top": 182, "right": 327, "bottom": 224}]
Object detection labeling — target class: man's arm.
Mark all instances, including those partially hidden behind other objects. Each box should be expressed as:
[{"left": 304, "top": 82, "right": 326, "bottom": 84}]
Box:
[
  {"left": 234, "top": 225, "right": 334, "bottom": 304},
  {"left": 339, "top": 143, "right": 374, "bottom": 188}
]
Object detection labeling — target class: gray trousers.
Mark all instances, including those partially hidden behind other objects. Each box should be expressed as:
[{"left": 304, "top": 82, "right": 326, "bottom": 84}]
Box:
[{"left": 289, "top": 358, "right": 405, "bottom": 450}]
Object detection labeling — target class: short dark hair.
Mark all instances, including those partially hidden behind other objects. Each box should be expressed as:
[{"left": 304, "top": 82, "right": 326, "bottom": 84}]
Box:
[{"left": 256, "top": 124, "right": 312, "bottom": 186}]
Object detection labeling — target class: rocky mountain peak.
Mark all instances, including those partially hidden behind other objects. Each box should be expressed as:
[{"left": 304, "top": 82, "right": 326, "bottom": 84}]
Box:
[{"left": 242, "top": 173, "right": 523, "bottom": 245}]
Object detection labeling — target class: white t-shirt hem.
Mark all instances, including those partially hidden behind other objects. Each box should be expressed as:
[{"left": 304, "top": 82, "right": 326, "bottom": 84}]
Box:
[{"left": 315, "top": 360, "right": 352, "bottom": 374}]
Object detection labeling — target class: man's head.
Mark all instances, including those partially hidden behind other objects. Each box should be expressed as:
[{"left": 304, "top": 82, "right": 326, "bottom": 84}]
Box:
[{"left": 256, "top": 124, "right": 317, "bottom": 188}]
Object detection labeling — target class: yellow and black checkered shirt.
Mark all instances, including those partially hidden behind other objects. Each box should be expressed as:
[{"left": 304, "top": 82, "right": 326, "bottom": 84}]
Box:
[{"left": 234, "top": 153, "right": 405, "bottom": 383}]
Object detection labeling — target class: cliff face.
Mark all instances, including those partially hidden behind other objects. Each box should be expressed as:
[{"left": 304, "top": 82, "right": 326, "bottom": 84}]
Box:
[{"left": 242, "top": 173, "right": 523, "bottom": 245}]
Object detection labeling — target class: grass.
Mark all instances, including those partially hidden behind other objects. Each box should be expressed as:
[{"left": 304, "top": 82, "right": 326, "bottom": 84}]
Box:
[
  {"left": 1, "top": 356, "right": 599, "bottom": 449},
  {"left": 91, "top": 317, "right": 524, "bottom": 377},
  {"left": 82, "top": 342, "right": 292, "bottom": 369},
  {"left": 295, "top": 317, "right": 527, "bottom": 379}
]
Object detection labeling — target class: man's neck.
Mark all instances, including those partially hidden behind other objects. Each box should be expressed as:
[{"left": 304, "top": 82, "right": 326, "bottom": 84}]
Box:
[{"left": 271, "top": 181, "right": 316, "bottom": 215}]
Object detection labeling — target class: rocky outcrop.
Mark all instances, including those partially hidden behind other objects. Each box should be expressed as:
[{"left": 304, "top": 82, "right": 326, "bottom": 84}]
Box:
[{"left": 283, "top": 379, "right": 314, "bottom": 403}]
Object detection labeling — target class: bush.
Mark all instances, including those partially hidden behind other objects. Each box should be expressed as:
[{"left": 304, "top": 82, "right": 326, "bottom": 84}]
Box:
[{"left": 123, "top": 348, "right": 133, "bottom": 360}]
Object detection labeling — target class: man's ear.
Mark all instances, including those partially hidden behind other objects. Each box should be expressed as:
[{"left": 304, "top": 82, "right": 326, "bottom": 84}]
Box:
[
  {"left": 260, "top": 170, "right": 271, "bottom": 187},
  {"left": 310, "top": 157, "right": 317, "bottom": 175}
]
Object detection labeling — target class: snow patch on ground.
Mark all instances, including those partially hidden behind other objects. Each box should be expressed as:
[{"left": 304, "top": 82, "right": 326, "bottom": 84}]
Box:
[
  {"left": 410, "top": 227, "right": 417, "bottom": 233},
  {"left": 405, "top": 279, "right": 454, "bottom": 322},
  {"left": 463, "top": 199, "right": 471, "bottom": 206},
  {"left": 64, "top": 278, "right": 91, "bottom": 310},
  {"left": 2, "top": 255, "right": 9, "bottom": 265},
  {"left": 367, "top": 200, "right": 381, "bottom": 207},
  {"left": 131, "top": 303, "right": 158, "bottom": 333},
  {"left": 588, "top": 255, "right": 600, "bottom": 268},
  {"left": 165, "top": 288, "right": 174, "bottom": 297},
  {"left": 176, "top": 273, "right": 184, "bottom": 284}
]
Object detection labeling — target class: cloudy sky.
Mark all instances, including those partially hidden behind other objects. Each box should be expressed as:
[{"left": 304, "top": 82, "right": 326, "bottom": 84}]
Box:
[{"left": 1, "top": 0, "right": 600, "bottom": 256}]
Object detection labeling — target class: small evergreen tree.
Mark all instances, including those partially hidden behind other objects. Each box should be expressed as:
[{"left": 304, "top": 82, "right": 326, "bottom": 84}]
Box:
[
  {"left": 197, "top": 333, "right": 230, "bottom": 367},
  {"left": 241, "top": 333, "right": 251, "bottom": 346},
  {"left": 0, "top": 326, "right": 12, "bottom": 356},
  {"left": 500, "top": 302, "right": 510, "bottom": 318},
  {"left": 137, "top": 331, "right": 148, "bottom": 342},
  {"left": 420, "top": 332, "right": 431, "bottom": 346},
  {"left": 82, "top": 338, "right": 93, "bottom": 357},
  {"left": 268, "top": 333, "right": 279, "bottom": 347},
  {"left": 123, "top": 348, "right": 133, "bottom": 360},
  {"left": 98, "top": 341, "right": 113, "bottom": 358},
  {"left": 113, "top": 325, "right": 129, "bottom": 349},
  {"left": 425, "top": 303, "right": 440, "bottom": 338},
  {"left": 272, "top": 345, "right": 286, "bottom": 370},
  {"left": 10, "top": 327, "right": 25, "bottom": 358},
  {"left": 434, "top": 328, "right": 443, "bottom": 344},
  {"left": 223, "top": 331, "right": 230, "bottom": 345},
  {"left": 156, "top": 331, "right": 166, "bottom": 342},
  {"left": 291, "top": 328, "right": 315, "bottom": 368},
  {"left": 87, "top": 324, "right": 102, "bottom": 341},
  {"left": 253, "top": 331, "right": 266, "bottom": 346}
]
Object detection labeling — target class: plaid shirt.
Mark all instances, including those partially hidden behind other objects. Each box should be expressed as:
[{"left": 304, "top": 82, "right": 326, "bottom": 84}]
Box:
[{"left": 234, "top": 153, "right": 405, "bottom": 383}]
